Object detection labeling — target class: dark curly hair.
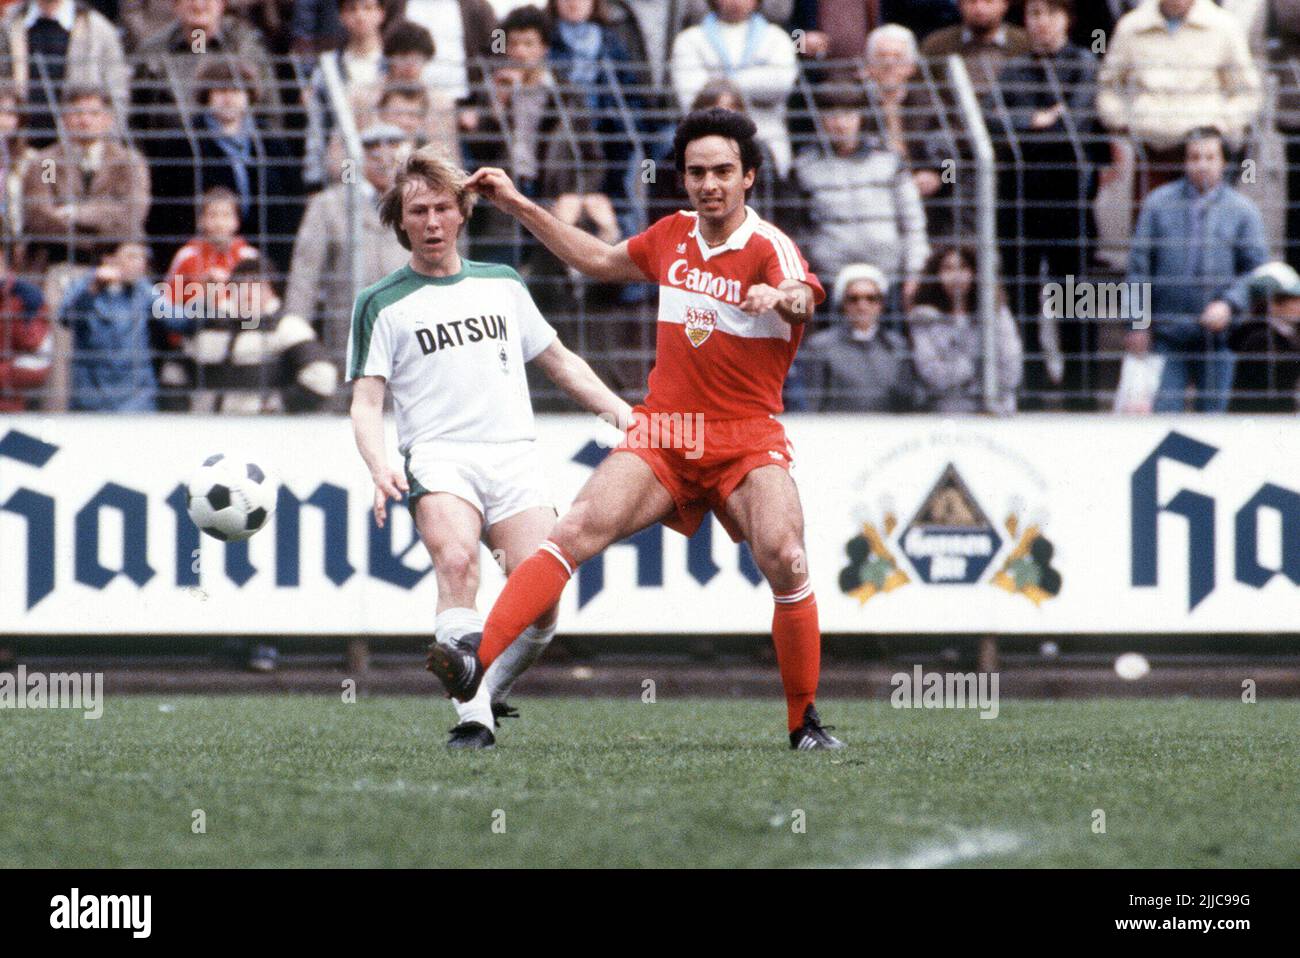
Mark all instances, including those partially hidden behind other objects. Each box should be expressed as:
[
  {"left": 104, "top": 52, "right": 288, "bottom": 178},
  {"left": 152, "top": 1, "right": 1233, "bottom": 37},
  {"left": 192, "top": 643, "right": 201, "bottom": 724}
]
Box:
[
  {"left": 500, "top": 4, "right": 551, "bottom": 40},
  {"left": 672, "top": 107, "right": 763, "bottom": 178},
  {"left": 382, "top": 20, "right": 435, "bottom": 59}
]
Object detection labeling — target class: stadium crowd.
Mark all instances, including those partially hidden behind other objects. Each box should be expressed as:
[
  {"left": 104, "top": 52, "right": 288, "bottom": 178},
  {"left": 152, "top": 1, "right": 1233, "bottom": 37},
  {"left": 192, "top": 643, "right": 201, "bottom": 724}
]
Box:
[{"left": 1, "top": 0, "right": 1299, "bottom": 415}]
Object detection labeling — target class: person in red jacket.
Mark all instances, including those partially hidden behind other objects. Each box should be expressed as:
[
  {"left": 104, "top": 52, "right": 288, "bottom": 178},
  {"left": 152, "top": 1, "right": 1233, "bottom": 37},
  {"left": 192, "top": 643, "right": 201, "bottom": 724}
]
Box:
[{"left": 0, "top": 246, "right": 51, "bottom": 410}]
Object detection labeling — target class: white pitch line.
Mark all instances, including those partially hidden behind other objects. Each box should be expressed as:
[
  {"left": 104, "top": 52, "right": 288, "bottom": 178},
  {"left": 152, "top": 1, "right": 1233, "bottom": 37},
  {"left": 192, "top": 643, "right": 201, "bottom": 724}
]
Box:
[{"left": 859, "top": 830, "right": 1025, "bottom": 869}]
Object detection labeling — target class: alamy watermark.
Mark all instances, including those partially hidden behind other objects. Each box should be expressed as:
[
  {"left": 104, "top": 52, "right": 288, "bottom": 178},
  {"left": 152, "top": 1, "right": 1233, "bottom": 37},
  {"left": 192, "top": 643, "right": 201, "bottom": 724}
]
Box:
[
  {"left": 890, "top": 665, "right": 999, "bottom": 719},
  {"left": 597, "top": 410, "right": 705, "bottom": 460},
  {"left": 0, "top": 666, "right": 103, "bottom": 719},
  {"left": 151, "top": 276, "right": 265, "bottom": 329},
  {"left": 50, "top": 889, "right": 150, "bottom": 938},
  {"left": 1042, "top": 275, "right": 1151, "bottom": 329}
]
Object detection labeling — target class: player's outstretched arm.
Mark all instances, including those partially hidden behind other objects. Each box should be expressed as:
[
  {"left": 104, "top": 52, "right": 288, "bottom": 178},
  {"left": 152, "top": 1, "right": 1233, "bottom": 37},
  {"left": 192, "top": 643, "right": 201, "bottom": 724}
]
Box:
[
  {"left": 465, "top": 167, "right": 645, "bottom": 284},
  {"left": 532, "top": 339, "right": 633, "bottom": 430},
  {"left": 349, "top": 375, "right": 409, "bottom": 528}
]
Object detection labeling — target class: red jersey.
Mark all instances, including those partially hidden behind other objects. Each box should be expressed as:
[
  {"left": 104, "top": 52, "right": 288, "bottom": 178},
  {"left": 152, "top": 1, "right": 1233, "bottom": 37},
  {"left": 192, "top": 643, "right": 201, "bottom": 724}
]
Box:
[{"left": 626, "top": 206, "right": 825, "bottom": 420}]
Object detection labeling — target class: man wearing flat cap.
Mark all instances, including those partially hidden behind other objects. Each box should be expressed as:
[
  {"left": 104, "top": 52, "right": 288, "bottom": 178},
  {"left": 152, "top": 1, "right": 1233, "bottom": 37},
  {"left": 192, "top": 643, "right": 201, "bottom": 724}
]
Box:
[{"left": 283, "top": 123, "right": 414, "bottom": 376}]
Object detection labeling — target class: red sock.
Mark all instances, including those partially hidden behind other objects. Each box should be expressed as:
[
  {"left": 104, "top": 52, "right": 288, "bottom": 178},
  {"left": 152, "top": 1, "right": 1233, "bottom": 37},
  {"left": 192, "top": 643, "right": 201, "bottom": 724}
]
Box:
[
  {"left": 480, "top": 541, "right": 575, "bottom": 668},
  {"left": 772, "top": 585, "right": 821, "bottom": 731}
]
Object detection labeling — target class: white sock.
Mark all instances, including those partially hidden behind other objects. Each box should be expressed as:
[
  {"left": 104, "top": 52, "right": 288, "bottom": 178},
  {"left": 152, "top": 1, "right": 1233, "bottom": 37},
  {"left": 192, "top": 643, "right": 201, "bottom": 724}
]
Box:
[
  {"left": 434, "top": 607, "right": 482, "bottom": 650},
  {"left": 435, "top": 607, "right": 493, "bottom": 729},
  {"left": 484, "top": 621, "right": 555, "bottom": 704},
  {"left": 454, "top": 681, "right": 494, "bottom": 731}
]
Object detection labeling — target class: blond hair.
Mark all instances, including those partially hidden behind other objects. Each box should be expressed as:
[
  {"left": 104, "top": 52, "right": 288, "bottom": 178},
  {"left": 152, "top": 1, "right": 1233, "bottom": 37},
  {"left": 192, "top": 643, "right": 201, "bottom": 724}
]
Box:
[{"left": 378, "top": 145, "right": 477, "bottom": 250}]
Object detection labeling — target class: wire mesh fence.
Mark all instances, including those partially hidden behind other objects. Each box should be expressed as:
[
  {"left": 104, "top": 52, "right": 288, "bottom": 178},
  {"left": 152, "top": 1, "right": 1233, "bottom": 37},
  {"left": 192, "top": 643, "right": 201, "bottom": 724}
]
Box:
[{"left": 1, "top": 51, "right": 1298, "bottom": 414}]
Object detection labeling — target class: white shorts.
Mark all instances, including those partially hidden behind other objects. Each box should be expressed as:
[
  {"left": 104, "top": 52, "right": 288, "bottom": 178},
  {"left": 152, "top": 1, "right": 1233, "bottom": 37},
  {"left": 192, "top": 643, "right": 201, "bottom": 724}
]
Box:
[{"left": 403, "top": 439, "right": 553, "bottom": 529}]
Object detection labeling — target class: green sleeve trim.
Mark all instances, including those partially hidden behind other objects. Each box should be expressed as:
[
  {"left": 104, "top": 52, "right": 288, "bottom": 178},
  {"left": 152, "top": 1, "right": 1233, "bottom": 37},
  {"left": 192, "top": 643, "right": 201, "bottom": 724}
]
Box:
[{"left": 349, "top": 268, "right": 414, "bottom": 379}]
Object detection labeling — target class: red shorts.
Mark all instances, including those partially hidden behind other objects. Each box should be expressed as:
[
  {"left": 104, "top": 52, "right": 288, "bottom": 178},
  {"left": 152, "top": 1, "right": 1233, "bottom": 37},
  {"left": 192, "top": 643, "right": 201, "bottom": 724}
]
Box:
[{"left": 612, "top": 406, "right": 793, "bottom": 542}]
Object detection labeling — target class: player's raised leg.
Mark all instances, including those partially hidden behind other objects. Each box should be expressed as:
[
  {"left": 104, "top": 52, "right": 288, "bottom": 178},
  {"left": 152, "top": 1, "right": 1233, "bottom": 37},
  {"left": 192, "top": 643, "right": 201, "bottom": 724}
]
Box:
[
  {"left": 414, "top": 492, "right": 496, "bottom": 748},
  {"left": 429, "top": 451, "right": 675, "bottom": 700},
  {"left": 481, "top": 505, "right": 561, "bottom": 718},
  {"left": 724, "top": 465, "right": 843, "bottom": 750},
  {"left": 479, "top": 451, "right": 675, "bottom": 665}
]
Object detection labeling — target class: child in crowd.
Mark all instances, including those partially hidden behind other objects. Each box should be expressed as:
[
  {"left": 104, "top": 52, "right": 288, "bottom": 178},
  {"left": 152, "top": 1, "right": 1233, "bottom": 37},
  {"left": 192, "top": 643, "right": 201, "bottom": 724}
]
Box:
[
  {"left": 59, "top": 239, "right": 187, "bottom": 412},
  {"left": 158, "top": 188, "right": 262, "bottom": 407}
]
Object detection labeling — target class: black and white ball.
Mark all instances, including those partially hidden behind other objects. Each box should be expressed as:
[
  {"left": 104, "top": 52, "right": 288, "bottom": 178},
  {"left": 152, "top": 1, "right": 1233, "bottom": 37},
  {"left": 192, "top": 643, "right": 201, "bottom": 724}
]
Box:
[{"left": 186, "top": 454, "right": 277, "bottom": 541}]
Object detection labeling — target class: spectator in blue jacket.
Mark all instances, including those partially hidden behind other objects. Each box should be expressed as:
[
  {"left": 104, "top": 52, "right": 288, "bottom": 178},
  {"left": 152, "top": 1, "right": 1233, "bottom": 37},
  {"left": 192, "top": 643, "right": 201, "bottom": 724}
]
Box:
[
  {"left": 59, "top": 240, "right": 184, "bottom": 411},
  {"left": 1126, "top": 126, "right": 1269, "bottom": 412},
  {"left": 547, "top": 0, "right": 638, "bottom": 104},
  {"left": 546, "top": 0, "right": 646, "bottom": 226}
]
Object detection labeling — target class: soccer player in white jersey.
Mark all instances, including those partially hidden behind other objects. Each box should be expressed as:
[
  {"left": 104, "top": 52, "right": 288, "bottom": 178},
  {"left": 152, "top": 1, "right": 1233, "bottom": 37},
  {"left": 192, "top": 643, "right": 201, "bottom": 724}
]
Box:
[{"left": 348, "top": 146, "right": 632, "bottom": 749}]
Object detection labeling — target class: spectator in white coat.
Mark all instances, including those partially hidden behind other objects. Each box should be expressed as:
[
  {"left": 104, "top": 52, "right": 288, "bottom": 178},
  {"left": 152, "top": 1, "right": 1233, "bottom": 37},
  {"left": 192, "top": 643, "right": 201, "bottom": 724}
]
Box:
[{"left": 669, "top": 0, "right": 797, "bottom": 176}]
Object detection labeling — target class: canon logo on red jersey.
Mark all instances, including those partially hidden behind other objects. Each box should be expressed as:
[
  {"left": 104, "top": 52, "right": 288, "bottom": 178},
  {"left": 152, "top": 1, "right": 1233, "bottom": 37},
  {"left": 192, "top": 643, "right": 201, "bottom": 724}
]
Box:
[{"left": 666, "top": 258, "right": 743, "bottom": 305}]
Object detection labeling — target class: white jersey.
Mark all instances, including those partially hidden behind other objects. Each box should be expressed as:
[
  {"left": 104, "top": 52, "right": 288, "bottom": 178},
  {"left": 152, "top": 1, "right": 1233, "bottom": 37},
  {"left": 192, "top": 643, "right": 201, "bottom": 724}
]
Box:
[{"left": 346, "top": 260, "right": 557, "bottom": 453}]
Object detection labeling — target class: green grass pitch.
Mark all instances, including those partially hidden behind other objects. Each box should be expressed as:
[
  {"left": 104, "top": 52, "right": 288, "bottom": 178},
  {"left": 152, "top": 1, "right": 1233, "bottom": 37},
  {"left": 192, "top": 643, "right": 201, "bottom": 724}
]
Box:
[{"left": 2, "top": 696, "right": 1297, "bottom": 867}]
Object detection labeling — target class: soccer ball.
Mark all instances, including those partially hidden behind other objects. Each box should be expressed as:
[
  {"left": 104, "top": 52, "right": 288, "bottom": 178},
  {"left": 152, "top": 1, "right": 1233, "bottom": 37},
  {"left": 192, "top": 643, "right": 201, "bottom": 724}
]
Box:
[{"left": 186, "top": 454, "right": 277, "bottom": 541}]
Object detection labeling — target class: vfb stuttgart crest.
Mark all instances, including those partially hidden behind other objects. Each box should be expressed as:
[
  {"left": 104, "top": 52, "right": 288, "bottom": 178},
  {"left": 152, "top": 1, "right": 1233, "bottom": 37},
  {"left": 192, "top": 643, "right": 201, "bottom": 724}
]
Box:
[{"left": 684, "top": 306, "right": 718, "bottom": 348}]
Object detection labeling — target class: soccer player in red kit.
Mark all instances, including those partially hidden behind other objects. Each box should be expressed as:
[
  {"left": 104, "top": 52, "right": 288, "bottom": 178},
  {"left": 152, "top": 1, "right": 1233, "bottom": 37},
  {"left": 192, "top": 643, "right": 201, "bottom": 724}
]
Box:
[{"left": 428, "top": 109, "right": 844, "bottom": 749}]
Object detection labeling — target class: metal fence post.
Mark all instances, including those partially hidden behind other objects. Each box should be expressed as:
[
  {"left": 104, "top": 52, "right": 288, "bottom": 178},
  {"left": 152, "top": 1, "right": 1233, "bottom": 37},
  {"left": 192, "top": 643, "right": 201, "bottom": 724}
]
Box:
[
  {"left": 947, "top": 56, "right": 1001, "bottom": 413},
  {"left": 318, "top": 55, "right": 365, "bottom": 358}
]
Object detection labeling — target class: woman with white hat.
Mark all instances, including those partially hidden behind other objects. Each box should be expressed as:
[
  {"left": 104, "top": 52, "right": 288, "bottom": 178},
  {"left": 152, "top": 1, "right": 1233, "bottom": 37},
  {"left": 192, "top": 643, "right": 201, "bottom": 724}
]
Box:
[{"left": 797, "top": 263, "right": 915, "bottom": 412}]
